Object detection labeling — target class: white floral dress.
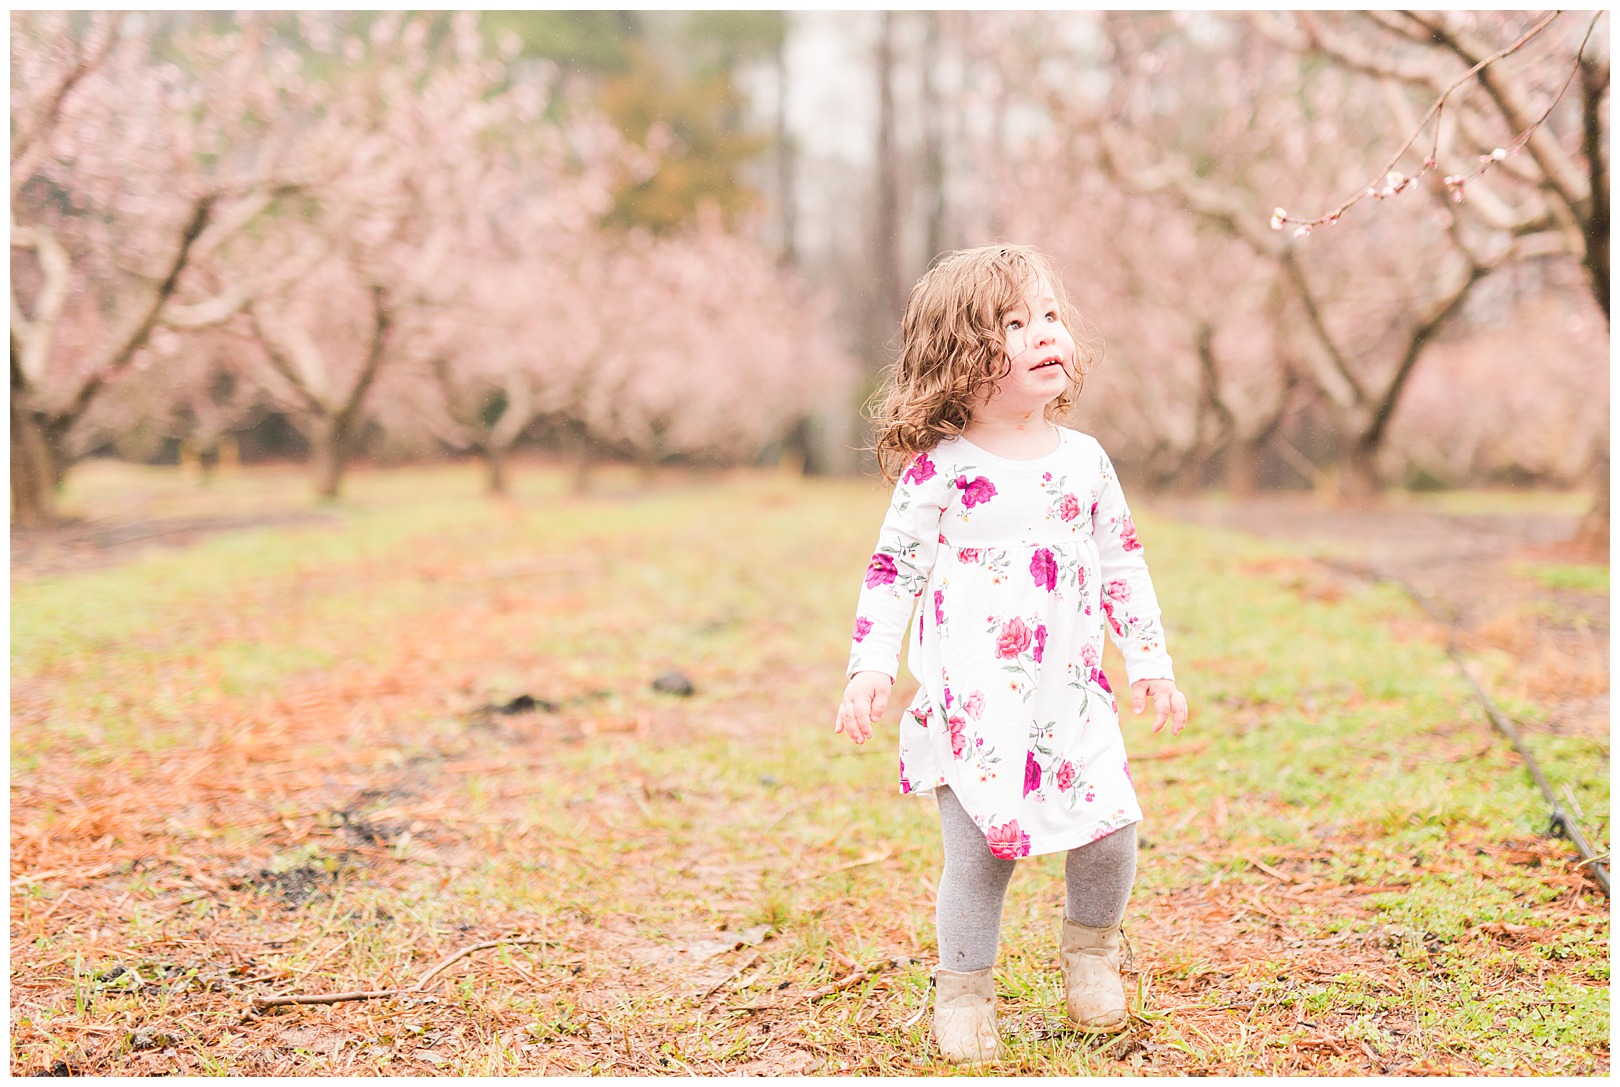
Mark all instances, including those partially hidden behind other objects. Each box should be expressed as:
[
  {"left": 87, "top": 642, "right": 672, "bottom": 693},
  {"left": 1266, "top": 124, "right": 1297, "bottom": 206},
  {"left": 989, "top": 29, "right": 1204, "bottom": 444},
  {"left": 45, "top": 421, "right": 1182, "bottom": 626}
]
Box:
[{"left": 847, "top": 428, "right": 1175, "bottom": 859}]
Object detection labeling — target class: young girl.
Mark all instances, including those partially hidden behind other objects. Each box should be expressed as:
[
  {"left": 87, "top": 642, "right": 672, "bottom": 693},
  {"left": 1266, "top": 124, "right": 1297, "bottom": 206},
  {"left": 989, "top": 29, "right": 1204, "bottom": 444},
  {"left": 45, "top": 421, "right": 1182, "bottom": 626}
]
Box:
[{"left": 835, "top": 244, "right": 1189, "bottom": 1063}]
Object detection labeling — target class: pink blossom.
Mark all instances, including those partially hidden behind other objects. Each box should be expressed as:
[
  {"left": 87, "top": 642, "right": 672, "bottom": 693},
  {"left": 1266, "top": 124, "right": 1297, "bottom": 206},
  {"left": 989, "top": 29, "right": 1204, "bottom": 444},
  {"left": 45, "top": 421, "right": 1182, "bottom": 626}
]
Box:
[
  {"left": 933, "top": 589, "right": 945, "bottom": 626},
  {"left": 903, "top": 453, "right": 937, "bottom": 485},
  {"left": 1023, "top": 751, "right": 1042, "bottom": 797},
  {"left": 1059, "top": 493, "right": 1081, "bottom": 521},
  {"left": 1033, "top": 623, "right": 1048, "bottom": 663},
  {"left": 962, "top": 691, "right": 985, "bottom": 720},
  {"left": 956, "top": 548, "right": 981, "bottom": 563},
  {"left": 1080, "top": 643, "right": 1100, "bottom": 668},
  {"left": 948, "top": 715, "right": 968, "bottom": 759},
  {"left": 1030, "top": 548, "right": 1058, "bottom": 592},
  {"left": 899, "top": 757, "right": 911, "bottom": 794},
  {"left": 986, "top": 820, "right": 1031, "bottom": 860},
  {"left": 1055, "top": 760, "right": 1077, "bottom": 791},
  {"left": 853, "top": 616, "right": 872, "bottom": 642},
  {"left": 1105, "top": 578, "right": 1131, "bottom": 603},
  {"left": 955, "top": 475, "right": 998, "bottom": 508},
  {"left": 995, "top": 616, "right": 1034, "bottom": 659},
  {"left": 1119, "top": 514, "right": 1142, "bottom": 552},
  {"left": 1090, "top": 667, "right": 1112, "bottom": 694},
  {"left": 1100, "top": 596, "right": 1125, "bottom": 637},
  {"left": 864, "top": 552, "right": 897, "bottom": 588}
]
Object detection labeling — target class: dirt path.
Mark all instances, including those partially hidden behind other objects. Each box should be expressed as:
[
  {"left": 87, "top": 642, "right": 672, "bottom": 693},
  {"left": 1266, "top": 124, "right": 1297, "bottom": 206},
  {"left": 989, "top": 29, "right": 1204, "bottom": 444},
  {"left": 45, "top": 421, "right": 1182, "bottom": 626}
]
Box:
[{"left": 1155, "top": 494, "right": 1609, "bottom": 742}]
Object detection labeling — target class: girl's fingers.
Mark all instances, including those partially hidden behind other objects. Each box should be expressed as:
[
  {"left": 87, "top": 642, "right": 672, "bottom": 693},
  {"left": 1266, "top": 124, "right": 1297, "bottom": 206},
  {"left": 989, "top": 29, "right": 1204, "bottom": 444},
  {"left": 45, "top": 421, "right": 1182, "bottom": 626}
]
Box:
[{"left": 1154, "top": 693, "right": 1171, "bottom": 732}]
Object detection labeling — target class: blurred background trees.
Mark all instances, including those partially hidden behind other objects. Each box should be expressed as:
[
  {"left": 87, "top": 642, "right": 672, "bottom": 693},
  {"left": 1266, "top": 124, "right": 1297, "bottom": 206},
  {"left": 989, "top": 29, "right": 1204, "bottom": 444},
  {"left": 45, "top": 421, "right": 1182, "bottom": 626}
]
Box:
[{"left": 10, "top": 11, "right": 1608, "bottom": 543}]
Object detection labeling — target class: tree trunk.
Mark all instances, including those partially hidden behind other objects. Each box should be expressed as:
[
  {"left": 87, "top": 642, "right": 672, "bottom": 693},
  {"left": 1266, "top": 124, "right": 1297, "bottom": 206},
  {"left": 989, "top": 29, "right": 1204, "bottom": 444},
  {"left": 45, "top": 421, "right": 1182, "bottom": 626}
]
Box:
[
  {"left": 775, "top": 24, "right": 797, "bottom": 265},
  {"left": 1573, "top": 445, "right": 1609, "bottom": 556},
  {"left": 1338, "top": 438, "right": 1384, "bottom": 504},
  {"left": 10, "top": 405, "right": 60, "bottom": 528},
  {"left": 871, "top": 11, "right": 904, "bottom": 351},
  {"left": 920, "top": 12, "right": 947, "bottom": 262},
  {"left": 482, "top": 443, "right": 507, "bottom": 497},
  {"left": 11, "top": 347, "right": 62, "bottom": 527},
  {"left": 1225, "top": 436, "right": 1263, "bottom": 497},
  {"left": 311, "top": 417, "right": 352, "bottom": 501}
]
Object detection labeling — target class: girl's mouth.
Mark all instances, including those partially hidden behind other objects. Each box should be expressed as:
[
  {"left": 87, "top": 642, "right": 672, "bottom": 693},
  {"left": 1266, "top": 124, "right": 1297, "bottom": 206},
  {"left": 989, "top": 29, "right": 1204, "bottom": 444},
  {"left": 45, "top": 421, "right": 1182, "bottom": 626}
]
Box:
[{"left": 1032, "top": 358, "right": 1064, "bottom": 371}]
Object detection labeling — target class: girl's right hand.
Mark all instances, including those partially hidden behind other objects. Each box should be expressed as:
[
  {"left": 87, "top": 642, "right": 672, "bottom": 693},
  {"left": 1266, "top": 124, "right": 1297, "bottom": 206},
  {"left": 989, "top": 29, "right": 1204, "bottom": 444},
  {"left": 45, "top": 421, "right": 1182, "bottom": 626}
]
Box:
[{"left": 835, "top": 671, "right": 892, "bottom": 745}]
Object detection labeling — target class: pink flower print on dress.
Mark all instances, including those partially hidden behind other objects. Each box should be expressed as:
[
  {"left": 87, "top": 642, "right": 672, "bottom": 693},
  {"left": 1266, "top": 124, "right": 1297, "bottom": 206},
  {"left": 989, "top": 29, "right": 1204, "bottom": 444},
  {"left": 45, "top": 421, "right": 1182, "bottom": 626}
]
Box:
[
  {"left": 994, "top": 616, "right": 1034, "bottom": 659},
  {"left": 1059, "top": 493, "right": 1081, "bottom": 521},
  {"left": 956, "top": 548, "right": 981, "bottom": 564},
  {"left": 933, "top": 589, "right": 946, "bottom": 626},
  {"left": 1100, "top": 595, "right": 1125, "bottom": 637},
  {"left": 1104, "top": 579, "right": 1131, "bottom": 604},
  {"left": 865, "top": 552, "right": 898, "bottom": 588},
  {"left": 1023, "top": 751, "right": 1042, "bottom": 797},
  {"left": 910, "top": 706, "right": 931, "bottom": 728},
  {"left": 899, "top": 757, "right": 911, "bottom": 794},
  {"left": 853, "top": 616, "right": 873, "bottom": 642},
  {"left": 955, "top": 475, "right": 998, "bottom": 508},
  {"left": 1030, "top": 548, "right": 1058, "bottom": 592},
  {"left": 1055, "top": 759, "right": 1077, "bottom": 791},
  {"left": 1089, "top": 667, "right": 1112, "bottom": 694},
  {"left": 986, "top": 820, "right": 1032, "bottom": 859},
  {"left": 962, "top": 690, "right": 985, "bottom": 720},
  {"left": 1033, "top": 623, "right": 1048, "bottom": 663},
  {"left": 1119, "top": 514, "right": 1142, "bottom": 552},
  {"left": 904, "top": 453, "right": 937, "bottom": 485},
  {"left": 948, "top": 715, "right": 968, "bottom": 759},
  {"left": 1123, "top": 758, "right": 1132, "bottom": 784},
  {"left": 1080, "top": 642, "right": 1100, "bottom": 668}
]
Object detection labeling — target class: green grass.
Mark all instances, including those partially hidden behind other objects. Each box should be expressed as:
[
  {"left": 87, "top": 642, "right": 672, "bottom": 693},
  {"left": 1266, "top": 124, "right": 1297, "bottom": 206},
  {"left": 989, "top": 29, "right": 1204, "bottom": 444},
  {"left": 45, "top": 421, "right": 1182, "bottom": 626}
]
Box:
[
  {"left": 9, "top": 462, "right": 1609, "bottom": 1076},
  {"left": 1511, "top": 561, "right": 1610, "bottom": 595}
]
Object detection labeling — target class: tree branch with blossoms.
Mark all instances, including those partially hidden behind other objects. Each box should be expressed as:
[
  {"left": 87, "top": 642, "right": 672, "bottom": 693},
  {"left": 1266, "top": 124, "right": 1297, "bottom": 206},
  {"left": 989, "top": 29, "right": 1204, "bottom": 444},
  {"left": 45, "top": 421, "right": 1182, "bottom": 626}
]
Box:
[{"left": 1270, "top": 10, "right": 1598, "bottom": 237}]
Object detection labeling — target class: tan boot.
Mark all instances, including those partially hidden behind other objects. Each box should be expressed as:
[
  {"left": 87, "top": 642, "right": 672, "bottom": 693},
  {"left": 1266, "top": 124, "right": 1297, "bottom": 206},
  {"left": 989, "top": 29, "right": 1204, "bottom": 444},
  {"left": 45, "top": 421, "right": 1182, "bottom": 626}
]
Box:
[
  {"left": 1060, "top": 919, "right": 1130, "bottom": 1033},
  {"left": 932, "top": 966, "right": 1002, "bottom": 1063}
]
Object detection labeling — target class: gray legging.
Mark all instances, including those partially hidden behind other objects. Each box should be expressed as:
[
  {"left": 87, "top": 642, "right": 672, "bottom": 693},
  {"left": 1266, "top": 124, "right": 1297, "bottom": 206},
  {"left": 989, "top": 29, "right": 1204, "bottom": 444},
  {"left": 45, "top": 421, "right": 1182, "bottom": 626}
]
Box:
[{"left": 936, "top": 785, "right": 1137, "bottom": 973}]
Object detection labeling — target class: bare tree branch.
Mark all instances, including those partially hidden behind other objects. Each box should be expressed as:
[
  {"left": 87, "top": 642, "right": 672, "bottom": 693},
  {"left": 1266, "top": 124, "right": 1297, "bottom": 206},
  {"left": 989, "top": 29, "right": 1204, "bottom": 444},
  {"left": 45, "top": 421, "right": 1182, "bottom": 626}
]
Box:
[{"left": 53, "top": 194, "right": 216, "bottom": 434}]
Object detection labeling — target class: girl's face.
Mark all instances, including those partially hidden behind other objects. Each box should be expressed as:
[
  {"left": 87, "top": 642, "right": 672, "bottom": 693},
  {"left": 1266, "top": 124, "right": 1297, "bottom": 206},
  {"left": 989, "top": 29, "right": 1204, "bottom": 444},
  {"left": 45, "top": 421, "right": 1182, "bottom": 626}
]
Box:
[{"left": 982, "top": 277, "right": 1075, "bottom": 414}]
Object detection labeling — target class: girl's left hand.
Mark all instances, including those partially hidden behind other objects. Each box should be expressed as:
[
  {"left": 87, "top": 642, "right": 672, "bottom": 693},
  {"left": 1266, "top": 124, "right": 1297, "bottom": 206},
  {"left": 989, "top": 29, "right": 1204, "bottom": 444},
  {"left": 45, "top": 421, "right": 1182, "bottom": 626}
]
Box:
[{"left": 1130, "top": 679, "right": 1189, "bottom": 736}]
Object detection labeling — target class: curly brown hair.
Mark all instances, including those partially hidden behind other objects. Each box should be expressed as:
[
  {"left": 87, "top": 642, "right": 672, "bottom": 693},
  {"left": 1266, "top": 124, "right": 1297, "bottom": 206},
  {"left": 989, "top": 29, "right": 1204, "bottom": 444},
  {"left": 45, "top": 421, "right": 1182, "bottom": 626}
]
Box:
[{"left": 869, "top": 244, "right": 1099, "bottom": 483}]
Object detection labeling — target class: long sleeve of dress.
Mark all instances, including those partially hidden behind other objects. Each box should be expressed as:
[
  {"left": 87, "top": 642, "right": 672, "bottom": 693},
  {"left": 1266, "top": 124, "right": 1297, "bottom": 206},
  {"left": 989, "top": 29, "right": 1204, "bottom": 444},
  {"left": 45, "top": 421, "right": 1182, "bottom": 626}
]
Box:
[
  {"left": 846, "top": 452, "right": 951, "bottom": 680},
  {"left": 1092, "top": 448, "right": 1175, "bottom": 686}
]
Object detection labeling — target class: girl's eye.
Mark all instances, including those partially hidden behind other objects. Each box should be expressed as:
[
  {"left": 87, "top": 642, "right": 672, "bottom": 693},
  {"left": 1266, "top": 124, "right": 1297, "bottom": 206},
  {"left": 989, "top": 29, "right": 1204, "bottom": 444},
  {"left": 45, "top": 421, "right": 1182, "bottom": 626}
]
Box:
[
  {"left": 1045, "top": 311, "right": 1058, "bottom": 322},
  {"left": 1006, "top": 319, "right": 1023, "bottom": 331}
]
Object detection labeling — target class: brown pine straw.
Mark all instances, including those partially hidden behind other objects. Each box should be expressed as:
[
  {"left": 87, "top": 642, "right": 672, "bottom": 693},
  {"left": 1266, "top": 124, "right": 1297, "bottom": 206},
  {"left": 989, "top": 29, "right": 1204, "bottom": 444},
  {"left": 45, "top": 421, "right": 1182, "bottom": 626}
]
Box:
[{"left": 250, "top": 935, "right": 555, "bottom": 1011}]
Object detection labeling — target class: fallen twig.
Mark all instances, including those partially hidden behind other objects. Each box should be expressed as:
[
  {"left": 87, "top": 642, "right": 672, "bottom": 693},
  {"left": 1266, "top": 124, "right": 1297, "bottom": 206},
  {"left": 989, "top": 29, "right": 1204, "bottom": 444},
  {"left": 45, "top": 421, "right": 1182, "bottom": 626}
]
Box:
[
  {"left": 10, "top": 862, "right": 122, "bottom": 888},
  {"left": 701, "top": 950, "right": 760, "bottom": 1001},
  {"left": 1247, "top": 858, "right": 1299, "bottom": 884},
  {"left": 250, "top": 934, "right": 554, "bottom": 1011},
  {"left": 804, "top": 956, "right": 913, "bottom": 1001},
  {"left": 1133, "top": 739, "right": 1213, "bottom": 761},
  {"left": 785, "top": 848, "right": 898, "bottom": 887}
]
